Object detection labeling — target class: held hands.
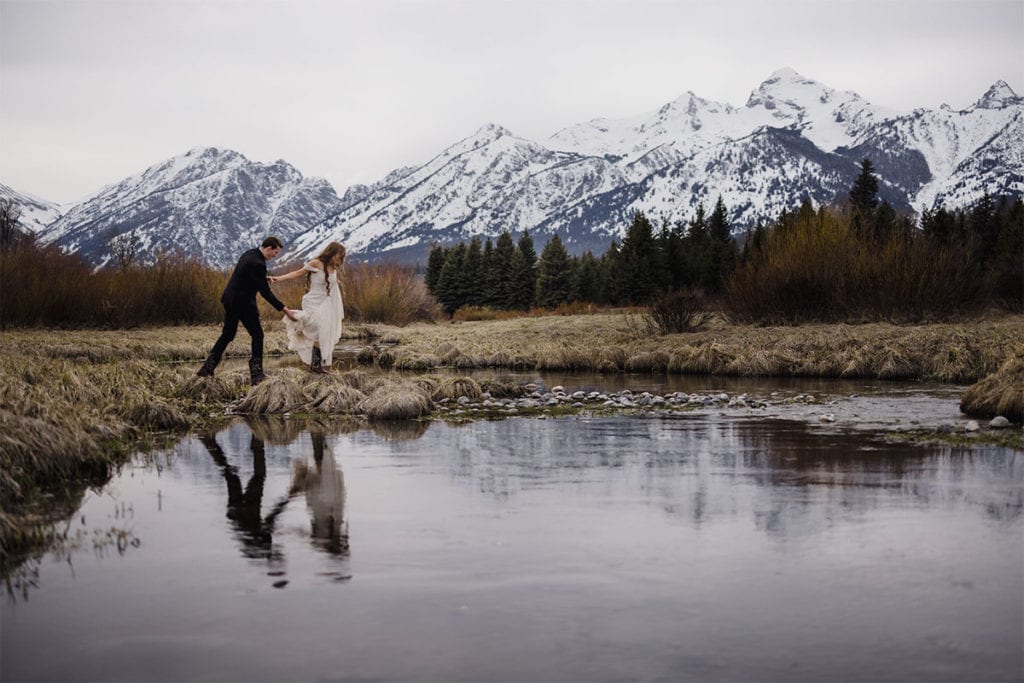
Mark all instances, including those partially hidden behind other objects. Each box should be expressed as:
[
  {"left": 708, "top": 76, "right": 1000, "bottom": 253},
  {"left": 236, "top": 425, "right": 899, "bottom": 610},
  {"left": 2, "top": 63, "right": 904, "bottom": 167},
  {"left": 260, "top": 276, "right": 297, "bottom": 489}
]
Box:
[
  {"left": 283, "top": 307, "right": 298, "bottom": 322},
  {"left": 268, "top": 276, "right": 280, "bottom": 284}
]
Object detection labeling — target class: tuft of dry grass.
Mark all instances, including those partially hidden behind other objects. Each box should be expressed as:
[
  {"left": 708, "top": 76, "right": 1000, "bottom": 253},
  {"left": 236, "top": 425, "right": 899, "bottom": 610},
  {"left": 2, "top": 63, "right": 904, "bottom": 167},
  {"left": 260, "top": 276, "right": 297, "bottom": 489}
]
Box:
[
  {"left": 960, "top": 354, "right": 1024, "bottom": 423},
  {"left": 124, "top": 400, "right": 190, "bottom": 430},
  {"left": 232, "top": 373, "right": 309, "bottom": 414},
  {"left": 432, "top": 376, "right": 483, "bottom": 401},
  {"left": 624, "top": 351, "right": 670, "bottom": 373},
  {"left": 395, "top": 352, "right": 441, "bottom": 371},
  {"left": 359, "top": 381, "right": 434, "bottom": 420},
  {"left": 306, "top": 384, "right": 367, "bottom": 414}
]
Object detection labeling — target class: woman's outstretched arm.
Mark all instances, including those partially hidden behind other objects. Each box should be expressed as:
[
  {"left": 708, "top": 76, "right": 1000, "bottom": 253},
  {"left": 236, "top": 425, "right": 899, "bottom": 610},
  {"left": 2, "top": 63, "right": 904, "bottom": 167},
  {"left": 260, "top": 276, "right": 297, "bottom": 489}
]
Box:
[{"left": 270, "top": 259, "right": 322, "bottom": 283}]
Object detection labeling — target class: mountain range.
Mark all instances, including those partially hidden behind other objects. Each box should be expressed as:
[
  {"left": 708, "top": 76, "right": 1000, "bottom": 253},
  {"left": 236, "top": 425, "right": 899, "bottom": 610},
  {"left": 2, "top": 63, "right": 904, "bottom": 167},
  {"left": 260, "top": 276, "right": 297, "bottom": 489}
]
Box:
[{"left": 8, "top": 68, "right": 1022, "bottom": 267}]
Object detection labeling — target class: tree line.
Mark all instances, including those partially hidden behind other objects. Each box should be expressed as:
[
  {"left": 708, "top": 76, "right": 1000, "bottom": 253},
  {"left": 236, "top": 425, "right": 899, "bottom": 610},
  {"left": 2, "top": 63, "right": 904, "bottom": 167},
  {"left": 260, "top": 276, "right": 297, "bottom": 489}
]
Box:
[
  {"left": 425, "top": 159, "right": 1022, "bottom": 320},
  {"left": 425, "top": 195, "right": 739, "bottom": 314}
]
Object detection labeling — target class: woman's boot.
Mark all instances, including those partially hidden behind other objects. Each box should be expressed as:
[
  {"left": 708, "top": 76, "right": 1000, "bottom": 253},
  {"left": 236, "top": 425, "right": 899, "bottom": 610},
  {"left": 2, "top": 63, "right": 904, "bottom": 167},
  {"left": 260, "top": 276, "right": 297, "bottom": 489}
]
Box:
[{"left": 310, "top": 346, "right": 327, "bottom": 374}]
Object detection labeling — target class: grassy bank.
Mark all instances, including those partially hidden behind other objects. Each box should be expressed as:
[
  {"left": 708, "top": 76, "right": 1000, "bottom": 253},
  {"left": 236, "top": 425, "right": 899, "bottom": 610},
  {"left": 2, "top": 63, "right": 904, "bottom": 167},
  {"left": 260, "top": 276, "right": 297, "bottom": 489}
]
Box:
[{"left": 1, "top": 313, "right": 1021, "bottom": 561}]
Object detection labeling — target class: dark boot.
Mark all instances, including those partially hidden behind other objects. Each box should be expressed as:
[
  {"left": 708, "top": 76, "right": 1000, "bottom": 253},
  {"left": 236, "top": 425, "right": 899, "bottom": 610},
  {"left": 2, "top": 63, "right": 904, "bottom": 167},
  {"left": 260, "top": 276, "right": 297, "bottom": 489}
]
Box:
[
  {"left": 197, "top": 352, "right": 221, "bottom": 377},
  {"left": 310, "top": 346, "right": 327, "bottom": 374},
  {"left": 249, "top": 359, "right": 267, "bottom": 385}
]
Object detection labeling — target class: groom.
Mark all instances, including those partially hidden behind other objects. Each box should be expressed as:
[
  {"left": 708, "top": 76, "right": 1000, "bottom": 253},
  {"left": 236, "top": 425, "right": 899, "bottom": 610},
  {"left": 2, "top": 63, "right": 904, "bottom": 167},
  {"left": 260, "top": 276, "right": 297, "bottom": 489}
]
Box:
[{"left": 197, "top": 236, "right": 297, "bottom": 385}]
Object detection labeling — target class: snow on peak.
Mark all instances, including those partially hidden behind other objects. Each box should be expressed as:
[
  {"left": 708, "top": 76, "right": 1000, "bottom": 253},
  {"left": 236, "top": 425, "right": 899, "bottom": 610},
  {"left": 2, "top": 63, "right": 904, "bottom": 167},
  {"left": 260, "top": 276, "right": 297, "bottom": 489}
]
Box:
[
  {"left": 972, "top": 80, "right": 1022, "bottom": 109},
  {"left": 474, "top": 123, "right": 513, "bottom": 140},
  {"left": 747, "top": 68, "right": 841, "bottom": 112}
]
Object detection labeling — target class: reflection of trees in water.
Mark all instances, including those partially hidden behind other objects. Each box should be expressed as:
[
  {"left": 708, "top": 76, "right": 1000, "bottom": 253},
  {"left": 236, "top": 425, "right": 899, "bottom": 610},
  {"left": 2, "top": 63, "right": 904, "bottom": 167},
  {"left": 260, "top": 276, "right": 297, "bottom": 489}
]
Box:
[{"left": 417, "top": 416, "right": 1023, "bottom": 533}]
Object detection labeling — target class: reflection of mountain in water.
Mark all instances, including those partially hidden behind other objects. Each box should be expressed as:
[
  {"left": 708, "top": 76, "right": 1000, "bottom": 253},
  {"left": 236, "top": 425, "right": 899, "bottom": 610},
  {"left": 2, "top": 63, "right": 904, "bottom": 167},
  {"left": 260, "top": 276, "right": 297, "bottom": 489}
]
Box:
[{"left": 386, "top": 416, "right": 1023, "bottom": 533}]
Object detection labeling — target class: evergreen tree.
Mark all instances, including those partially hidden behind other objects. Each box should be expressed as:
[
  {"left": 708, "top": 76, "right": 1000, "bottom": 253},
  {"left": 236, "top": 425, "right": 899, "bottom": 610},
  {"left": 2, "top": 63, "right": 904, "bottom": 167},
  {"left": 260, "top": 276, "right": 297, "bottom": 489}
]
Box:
[
  {"left": 571, "top": 251, "right": 602, "bottom": 303},
  {"left": 684, "top": 202, "right": 710, "bottom": 290},
  {"left": 436, "top": 243, "right": 466, "bottom": 315},
  {"left": 463, "top": 236, "right": 484, "bottom": 306},
  {"left": 664, "top": 219, "right": 688, "bottom": 288},
  {"left": 425, "top": 243, "right": 446, "bottom": 295},
  {"left": 968, "top": 193, "right": 998, "bottom": 265},
  {"left": 849, "top": 158, "right": 879, "bottom": 216},
  {"left": 601, "top": 241, "right": 623, "bottom": 305},
  {"left": 536, "top": 234, "right": 573, "bottom": 307},
  {"left": 509, "top": 231, "right": 537, "bottom": 310},
  {"left": 480, "top": 238, "right": 496, "bottom": 306},
  {"left": 921, "top": 206, "right": 956, "bottom": 244},
  {"left": 490, "top": 231, "right": 516, "bottom": 309},
  {"left": 705, "top": 196, "right": 736, "bottom": 292},
  {"left": 618, "top": 211, "right": 660, "bottom": 303}
]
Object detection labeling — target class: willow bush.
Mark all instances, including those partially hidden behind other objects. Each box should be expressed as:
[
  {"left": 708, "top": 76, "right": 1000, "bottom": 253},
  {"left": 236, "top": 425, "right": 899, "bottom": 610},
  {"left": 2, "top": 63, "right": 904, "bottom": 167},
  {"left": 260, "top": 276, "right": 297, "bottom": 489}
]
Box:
[{"left": 723, "top": 206, "right": 982, "bottom": 324}]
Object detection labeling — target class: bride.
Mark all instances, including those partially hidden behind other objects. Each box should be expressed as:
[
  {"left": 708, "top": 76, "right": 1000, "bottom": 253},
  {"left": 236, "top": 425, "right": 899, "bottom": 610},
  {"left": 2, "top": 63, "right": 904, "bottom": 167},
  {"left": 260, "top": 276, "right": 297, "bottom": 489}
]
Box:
[{"left": 270, "top": 242, "right": 346, "bottom": 373}]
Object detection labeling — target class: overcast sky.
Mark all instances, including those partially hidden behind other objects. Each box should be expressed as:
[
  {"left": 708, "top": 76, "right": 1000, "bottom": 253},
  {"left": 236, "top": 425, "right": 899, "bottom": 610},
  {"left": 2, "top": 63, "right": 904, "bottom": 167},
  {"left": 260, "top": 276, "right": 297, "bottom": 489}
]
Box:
[{"left": 2, "top": 0, "right": 1021, "bottom": 205}]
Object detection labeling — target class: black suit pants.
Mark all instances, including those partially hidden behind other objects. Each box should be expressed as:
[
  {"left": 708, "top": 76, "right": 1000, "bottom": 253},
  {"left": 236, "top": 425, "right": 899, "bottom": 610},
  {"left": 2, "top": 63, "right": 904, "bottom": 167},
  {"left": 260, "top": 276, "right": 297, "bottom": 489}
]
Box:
[{"left": 209, "top": 303, "right": 264, "bottom": 365}]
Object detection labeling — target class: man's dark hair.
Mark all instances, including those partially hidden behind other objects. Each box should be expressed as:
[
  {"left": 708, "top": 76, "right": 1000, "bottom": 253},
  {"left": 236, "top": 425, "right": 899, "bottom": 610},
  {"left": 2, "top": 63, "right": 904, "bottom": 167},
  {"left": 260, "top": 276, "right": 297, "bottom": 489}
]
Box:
[{"left": 262, "top": 236, "right": 283, "bottom": 249}]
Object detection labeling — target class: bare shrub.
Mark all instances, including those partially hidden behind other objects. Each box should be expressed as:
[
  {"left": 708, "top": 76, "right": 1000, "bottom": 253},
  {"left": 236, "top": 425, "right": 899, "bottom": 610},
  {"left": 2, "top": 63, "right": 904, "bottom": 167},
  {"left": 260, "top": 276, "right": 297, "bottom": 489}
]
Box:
[
  {"left": 723, "top": 205, "right": 982, "bottom": 324},
  {"left": 643, "top": 288, "right": 712, "bottom": 334},
  {"left": 344, "top": 262, "right": 442, "bottom": 325}
]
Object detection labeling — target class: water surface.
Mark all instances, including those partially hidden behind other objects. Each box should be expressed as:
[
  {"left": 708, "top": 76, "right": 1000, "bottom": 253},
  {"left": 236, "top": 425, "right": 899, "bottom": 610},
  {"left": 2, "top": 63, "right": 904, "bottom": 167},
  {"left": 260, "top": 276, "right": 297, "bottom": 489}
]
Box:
[{"left": 3, "top": 410, "right": 1021, "bottom": 682}]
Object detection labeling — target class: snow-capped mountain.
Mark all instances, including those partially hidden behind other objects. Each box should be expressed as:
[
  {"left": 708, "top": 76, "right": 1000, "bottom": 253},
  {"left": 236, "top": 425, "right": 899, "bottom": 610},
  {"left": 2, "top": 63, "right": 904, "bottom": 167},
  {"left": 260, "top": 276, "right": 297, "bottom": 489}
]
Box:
[
  {"left": 291, "top": 68, "right": 1021, "bottom": 263},
  {"left": 11, "top": 69, "right": 1021, "bottom": 267},
  {"left": 38, "top": 147, "right": 347, "bottom": 268},
  {"left": 0, "top": 183, "right": 63, "bottom": 235}
]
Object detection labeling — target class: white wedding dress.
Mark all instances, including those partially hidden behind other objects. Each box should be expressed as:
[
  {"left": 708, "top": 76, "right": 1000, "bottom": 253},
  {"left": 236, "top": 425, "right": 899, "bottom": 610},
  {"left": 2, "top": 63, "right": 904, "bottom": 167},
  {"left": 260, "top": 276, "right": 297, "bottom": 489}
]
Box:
[{"left": 284, "top": 264, "right": 344, "bottom": 365}]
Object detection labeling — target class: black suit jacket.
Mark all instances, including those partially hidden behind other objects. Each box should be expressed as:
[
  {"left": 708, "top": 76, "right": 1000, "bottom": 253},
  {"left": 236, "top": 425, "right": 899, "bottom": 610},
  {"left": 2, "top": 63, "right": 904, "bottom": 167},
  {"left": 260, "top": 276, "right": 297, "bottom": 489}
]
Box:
[{"left": 220, "top": 248, "right": 285, "bottom": 312}]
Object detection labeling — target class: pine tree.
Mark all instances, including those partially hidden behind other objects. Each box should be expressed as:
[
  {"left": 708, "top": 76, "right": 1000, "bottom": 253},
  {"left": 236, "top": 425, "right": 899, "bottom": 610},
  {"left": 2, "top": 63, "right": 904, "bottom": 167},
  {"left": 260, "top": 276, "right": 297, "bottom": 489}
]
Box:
[
  {"left": 463, "top": 236, "right": 484, "bottom": 306},
  {"left": 436, "top": 243, "right": 466, "bottom": 315},
  {"left": 684, "top": 202, "right": 710, "bottom": 290},
  {"left": 490, "top": 231, "right": 516, "bottom": 309},
  {"left": 849, "top": 158, "right": 879, "bottom": 216},
  {"left": 536, "top": 234, "right": 573, "bottom": 307},
  {"left": 601, "top": 241, "right": 622, "bottom": 305},
  {"left": 509, "top": 231, "right": 537, "bottom": 310},
  {"left": 425, "top": 243, "right": 446, "bottom": 295},
  {"left": 705, "top": 196, "right": 736, "bottom": 292},
  {"left": 480, "top": 238, "right": 496, "bottom": 306},
  {"left": 571, "top": 251, "right": 601, "bottom": 303},
  {"left": 618, "top": 211, "right": 659, "bottom": 303}
]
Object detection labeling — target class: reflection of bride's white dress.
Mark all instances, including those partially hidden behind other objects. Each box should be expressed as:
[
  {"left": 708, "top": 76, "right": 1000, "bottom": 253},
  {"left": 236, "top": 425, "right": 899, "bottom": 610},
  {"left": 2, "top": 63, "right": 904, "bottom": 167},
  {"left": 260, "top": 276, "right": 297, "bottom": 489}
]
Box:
[
  {"left": 291, "top": 436, "right": 348, "bottom": 554},
  {"left": 283, "top": 264, "right": 344, "bottom": 365}
]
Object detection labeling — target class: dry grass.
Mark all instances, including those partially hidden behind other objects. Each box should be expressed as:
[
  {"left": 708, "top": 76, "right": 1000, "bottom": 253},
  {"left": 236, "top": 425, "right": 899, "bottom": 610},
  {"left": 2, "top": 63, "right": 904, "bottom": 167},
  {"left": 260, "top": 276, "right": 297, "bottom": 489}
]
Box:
[
  {"left": 960, "top": 354, "right": 1024, "bottom": 422},
  {"left": 306, "top": 384, "right": 367, "bottom": 414},
  {"left": 366, "top": 314, "right": 1021, "bottom": 383},
  {"left": 232, "top": 372, "right": 310, "bottom": 414},
  {"left": 359, "top": 380, "right": 434, "bottom": 420},
  {"left": 432, "top": 376, "right": 483, "bottom": 401}
]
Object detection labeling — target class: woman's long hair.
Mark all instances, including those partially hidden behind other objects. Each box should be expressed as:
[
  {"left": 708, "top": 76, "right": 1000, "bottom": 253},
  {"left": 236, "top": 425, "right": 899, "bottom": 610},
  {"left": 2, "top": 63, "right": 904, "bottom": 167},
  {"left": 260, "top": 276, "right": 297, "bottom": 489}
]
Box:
[{"left": 307, "top": 242, "right": 346, "bottom": 295}]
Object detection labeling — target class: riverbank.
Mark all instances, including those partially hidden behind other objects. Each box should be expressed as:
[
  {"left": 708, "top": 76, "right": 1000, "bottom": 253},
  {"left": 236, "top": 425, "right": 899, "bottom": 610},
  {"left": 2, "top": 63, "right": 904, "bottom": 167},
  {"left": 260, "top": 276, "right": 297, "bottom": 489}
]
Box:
[{"left": 2, "top": 313, "right": 1022, "bottom": 560}]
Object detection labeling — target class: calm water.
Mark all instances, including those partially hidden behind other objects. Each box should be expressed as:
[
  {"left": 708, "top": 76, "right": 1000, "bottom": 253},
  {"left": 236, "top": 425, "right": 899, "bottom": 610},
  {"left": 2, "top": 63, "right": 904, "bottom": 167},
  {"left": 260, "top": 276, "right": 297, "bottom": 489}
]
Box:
[{"left": 3, "top": 410, "right": 1022, "bottom": 682}]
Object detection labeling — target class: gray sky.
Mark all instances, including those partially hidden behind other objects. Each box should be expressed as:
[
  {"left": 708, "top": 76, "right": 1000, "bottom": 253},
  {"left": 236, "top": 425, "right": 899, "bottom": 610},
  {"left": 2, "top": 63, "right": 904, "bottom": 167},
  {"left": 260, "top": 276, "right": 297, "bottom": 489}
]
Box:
[{"left": 2, "top": 0, "right": 1021, "bottom": 205}]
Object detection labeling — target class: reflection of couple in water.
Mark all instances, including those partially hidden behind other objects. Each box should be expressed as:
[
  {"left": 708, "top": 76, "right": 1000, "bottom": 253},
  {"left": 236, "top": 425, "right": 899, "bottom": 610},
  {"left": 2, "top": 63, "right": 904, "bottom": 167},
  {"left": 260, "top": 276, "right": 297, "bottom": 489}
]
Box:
[{"left": 198, "top": 425, "right": 349, "bottom": 566}]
